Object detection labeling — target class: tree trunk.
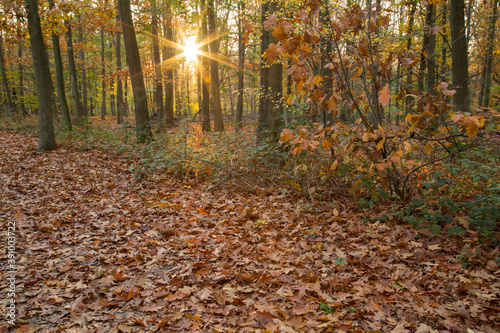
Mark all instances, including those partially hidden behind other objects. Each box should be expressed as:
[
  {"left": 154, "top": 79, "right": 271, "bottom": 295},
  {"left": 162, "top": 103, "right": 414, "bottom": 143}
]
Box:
[
  {"left": 25, "top": 0, "right": 57, "bottom": 150},
  {"left": 405, "top": 0, "right": 416, "bottom": 115},
  {"left": 479, "top": 0, "right": 498, "bottom": 107},
  {"left": 118, "top": 0, "right": 152, "bottom": 141},
  {"left": 257, "top": 0, "right": 282, "bottom": 143},
  {"left": 320, "top": 3, "right": 334, "bottom": 126},
  {"left": 115, "top": 14, "right": 124, "bottom": 124},
  {"left": 78, "top": 24, "right": 88, "bottom": 117},
  {"left": 0, "top": 32, "right": 15, "bottom": 114},
  {"left": 152, "top": 0, "right": 164, "bottom": 130},
  {"left": 51, "top": 26, "right": 71, "bottom": 128},
  {"left": 47, "top": 0, "right": 70, "bottom": 127},
  {"left": 207, "top": 0, "right": 224, "bottom": 131},
  {"left": 65, "top": 21, "right": 84, "bottom": 124},
  {"left": 419, "top": 3, "right": 436, "bottom": 93},
  {"left": 100, "top": 27, "right": 107, "bottom": 120},
  {"left": 235, "top": 1, "right": 245, "bottom": 131},
  {"left": 201, "top": 0, "right": 211, "bottom": 131},
  {"left": 450, "top": 0, "right": 469, "bottom": 113},
  {"left": 16, "top": 23, "right": 27, "bottom": 116},
  {"left": 164, "top": 6, "right": 175, "bottom": 126}
]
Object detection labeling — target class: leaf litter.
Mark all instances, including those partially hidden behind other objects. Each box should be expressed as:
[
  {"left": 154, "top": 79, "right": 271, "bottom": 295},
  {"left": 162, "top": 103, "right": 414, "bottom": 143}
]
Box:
[{"left": 0, "top": 132, "right": 498, "bottom": 332}]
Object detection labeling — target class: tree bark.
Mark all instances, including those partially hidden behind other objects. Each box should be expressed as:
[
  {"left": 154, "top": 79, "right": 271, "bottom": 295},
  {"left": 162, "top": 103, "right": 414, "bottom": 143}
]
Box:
[
  {"left": 405, "top": 0, "right": 416, "bottom": 115},
  {"left": 207, "top": 0, "right": 224, "bottom": 131},
  {"left": 235, "top": 1, "right": 245, "bottom": 131},
  {"left": 78, "top": 24, "right": 88, "bottom": 117},
  {"left": 100, "top": 27, "right": 107, "bottom": 120},
  {"left": 450, "top": 0, "right": 469, "bottom": 113},
  {"left": 25, "top": 0, "right": 57, "bottom": 150},
  {"left": 164, "top": 5, "right": 175, "bottom": 126},
  {"left": 48, "top": 0, "right": 71, "bottom": 127},
  {"left": 65, "top": 21, "right": 84, "bottom": 124},
  {"left": 115, "top": 14, "right": 124, "bottom": 124},
  {"left": 257, "top": 0, "right": 282, "bottom": 143},
  {"left": 479, "top": 0, "right": 498, "bottom": 107},
  {"left": 0, "top": 32, "right": 15, "bottom": 114},
  {"left": 152, "top": 0, "right": 164, "bottom": 130},
  {"left": 200, "top": 0, "right": 211, "bottom": 131},
  {"left": 118, "top": 0, "right": 152, "bottom": 141},
  {"left": 418, "top": 3, "right": 436, "bottom": 93},
  {"left": 320, "top": 3, "right": 334, "bottom": 126},
  {"left": 17, "top": 32, "right": 27, "bottom": 116}
]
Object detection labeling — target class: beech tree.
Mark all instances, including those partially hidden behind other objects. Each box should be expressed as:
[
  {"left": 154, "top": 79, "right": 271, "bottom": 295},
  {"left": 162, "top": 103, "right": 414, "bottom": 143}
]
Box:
[
  {"left": 118, "top": 0, "right": 152, "bottom": 141},
  {"left": 47, "top": 0, "right": 71, "bottom": 129},
  {"left": 25, "top": 0, "right": 57, "bottom": 151}
]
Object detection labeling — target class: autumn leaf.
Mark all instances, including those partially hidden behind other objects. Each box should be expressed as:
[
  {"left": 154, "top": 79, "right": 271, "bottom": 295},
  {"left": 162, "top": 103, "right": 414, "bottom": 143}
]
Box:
[{"left": 379, "top": 84, "right": 390, "bottom": 107}]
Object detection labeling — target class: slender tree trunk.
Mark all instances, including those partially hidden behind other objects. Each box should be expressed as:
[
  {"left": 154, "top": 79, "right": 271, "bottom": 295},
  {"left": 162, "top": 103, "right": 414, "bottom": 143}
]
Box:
[
  {"left": 65, "top": 21, "right": 84, "bottom": 124},
  {"left": 16, "top": 23, "right": 27, "bottom": 116},
  {"left": 100, "top": 28, "right": 107, "bottom": 120},
  {"left": 405, "top": 0, "right": 416, "bottom": 115},
  {"left": 51, "top": 28, "right": 72, "bottom": 128},
  {"left": 0, "top": 32, "right": 15, "bottom": 114},
  {"left": 320, "top": 3, "right": 334, "bottom": 126},
  {"left": 235, "top": 1, "right": 245, "bottom": 131},
  {"left": 450, "top": 0, "right": 469, "bottom": 113},
  {"left": 419, "top": 3, "right": 436, "bottom": 93},
  {"left": 441, "top": 4, "right": 448, "bottom": 82},
  {"left": 47, "top": 0, "right": 71, "bottom": 127},
  {"left": 115, "top": 14, "right": 124, "bottom": 124},
  {"left": 25, "top": 0, "right": 57, "bottom": 150},
  {"left": 78, "top": 25, "right": 88, "bottom": 117},
  {"left": 164, "top": 8, "right": 175, "bottom": 126},
  {"left": 152, "top": 0, "right": 164, "bottom": 130},
  {"left": 426, "top": 4, "right": 436, "bottom": 93},
  {"left": 479, "top": 0, "right": 498, "bottom": 107},
  {"left": 186, "top": 64, "right": 191, "bottom": 116},
  {"left": 201, "top": 0, "right": 211, "bottom": 131},
  {"left": 118, "top": 0, "right": 152, "bottom": 141},
  {"left": 207, "top": 0, "right": 224, "bottom": 131}
]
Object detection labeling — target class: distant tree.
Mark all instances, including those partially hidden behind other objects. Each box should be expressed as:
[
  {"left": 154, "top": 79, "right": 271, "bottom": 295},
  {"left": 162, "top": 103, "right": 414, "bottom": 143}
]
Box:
[
  {"left": 47, "top": 0, "right": 71, "bottom": 129},
  {"left": 200, "top": 0, "right": 211, "bottom": 131},
  {"left": 164, "top": 2, "right": 175, "bottom": 126},
  {"left": 235, "top": 0, "right": 245, "bottom": 131},
  {"left": 479, "top": 0, "right": 499, "bottom": 108},
  {"left": 65, "top": 20, "right": 84, "bottom": 124},
  {"left": 0, "top": 32, "right": 15, "bottom": 114},
  {"left": 25, "top": 0, "right": 57, "bottom": 150},
  {"left": 118, "top": 0, "right": 152, "bottom": 141},
  {"left": 152, "top": 0, "right": 164, "bottom": 130},
  {"left": 115, "top": 13, "right": 124, "bottom": 124}
]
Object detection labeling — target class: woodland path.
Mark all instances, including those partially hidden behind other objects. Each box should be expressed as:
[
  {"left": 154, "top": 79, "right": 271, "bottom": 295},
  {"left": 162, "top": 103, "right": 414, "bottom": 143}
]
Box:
[{"left": 0, "top": 131, "right": 498, "bottom": 332}]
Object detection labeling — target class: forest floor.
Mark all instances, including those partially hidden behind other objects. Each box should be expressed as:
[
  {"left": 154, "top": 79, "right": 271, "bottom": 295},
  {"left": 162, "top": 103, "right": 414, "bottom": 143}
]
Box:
[{"left": 0, "top": 130, "right": 499, "bottom": 333}]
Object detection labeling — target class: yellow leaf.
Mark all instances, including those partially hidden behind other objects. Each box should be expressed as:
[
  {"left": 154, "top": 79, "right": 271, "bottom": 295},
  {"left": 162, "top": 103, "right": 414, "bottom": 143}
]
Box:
[
  {"left": 280, "top": 129, "right": 293, "bottom": 143},
  {"left": 322, "top": 139, "right": 333, "bottom": 149},
  {"left": 424, "top": 142, "right": 432, "bottom": 155},
  {"left": 355, "top": 118, "right": 362, "bottom": 125},
  {"left": 376, "top": 137, "right": 385, "bottom": 150},
  {"left": 330, "top": 160, "right": 338, "bottom": 171},
  {"left": 465, "top": 122, "right": 478, "bottom": 138}
]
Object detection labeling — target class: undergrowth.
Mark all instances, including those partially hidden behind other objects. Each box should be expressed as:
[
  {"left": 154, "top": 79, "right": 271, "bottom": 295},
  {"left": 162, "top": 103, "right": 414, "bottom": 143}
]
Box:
[{"left": 1, "top": 115, "right": 498, "bottom": 239}]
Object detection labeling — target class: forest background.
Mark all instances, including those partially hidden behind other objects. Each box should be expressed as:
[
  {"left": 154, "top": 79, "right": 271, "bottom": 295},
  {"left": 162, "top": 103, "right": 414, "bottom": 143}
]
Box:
[{"left": 0, "top": 0, "right": 499, "bottom": 331}]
